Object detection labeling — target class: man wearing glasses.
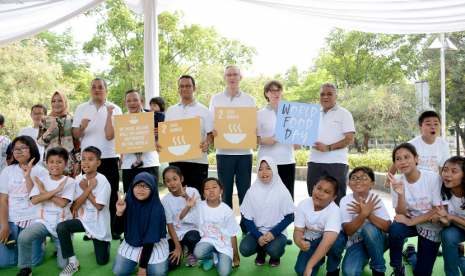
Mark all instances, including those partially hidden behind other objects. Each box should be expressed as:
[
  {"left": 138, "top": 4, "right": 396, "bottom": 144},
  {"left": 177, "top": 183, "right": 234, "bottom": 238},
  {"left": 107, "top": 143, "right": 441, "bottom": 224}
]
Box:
[
  {"left": 307, "top": 83, "right": 355, "bottom": 205},
  {"left": 160, "top": 75, "right": 214, "bottom": 193},
  {"left": 209, "top": 65, "right": 256, "bottom": 235}
]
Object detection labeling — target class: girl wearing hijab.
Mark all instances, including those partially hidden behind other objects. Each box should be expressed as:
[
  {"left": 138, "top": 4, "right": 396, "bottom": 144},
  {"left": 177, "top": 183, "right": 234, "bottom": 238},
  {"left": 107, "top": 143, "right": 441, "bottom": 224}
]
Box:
[
  {"left": 38, "top": 91, "right": 81, "bottom": 178},
  {"left": 112, "top": 172, "right": 169, "bottom": 276},
  {"left": 239, "top": 156, "right": 296, "bottom": 267}
]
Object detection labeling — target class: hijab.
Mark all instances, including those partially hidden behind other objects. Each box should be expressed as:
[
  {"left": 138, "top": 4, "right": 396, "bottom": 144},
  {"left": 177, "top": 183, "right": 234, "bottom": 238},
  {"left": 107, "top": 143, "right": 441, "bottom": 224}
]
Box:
[
  {"left": 49, "top": 91, "right": 69, "bottom": 117},
  {"left": 124, "top": 172, "right": 167, "bottom": 247},
  {"left": 239, "top": 156, "right": 296, "bottom": 230}
]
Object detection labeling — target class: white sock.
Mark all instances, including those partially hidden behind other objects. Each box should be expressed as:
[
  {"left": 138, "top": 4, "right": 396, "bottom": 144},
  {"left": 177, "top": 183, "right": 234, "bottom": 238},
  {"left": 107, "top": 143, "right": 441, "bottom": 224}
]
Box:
[{"left": 69, "top": 255, "right": 78, "bottom": 264}]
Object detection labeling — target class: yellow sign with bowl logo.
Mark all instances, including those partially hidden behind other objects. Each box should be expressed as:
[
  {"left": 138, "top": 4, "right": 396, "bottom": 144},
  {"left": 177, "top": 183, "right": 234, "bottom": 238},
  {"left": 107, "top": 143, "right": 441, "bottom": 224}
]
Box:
[
  {"left": 214, "top": 107, "right": 257, "bottom": 149},
  {"left": 158, "top": 117, "right": 202, "bottom": 162},
  {"left": 114, "top": 112, "right": 156, "bottom": 154}
]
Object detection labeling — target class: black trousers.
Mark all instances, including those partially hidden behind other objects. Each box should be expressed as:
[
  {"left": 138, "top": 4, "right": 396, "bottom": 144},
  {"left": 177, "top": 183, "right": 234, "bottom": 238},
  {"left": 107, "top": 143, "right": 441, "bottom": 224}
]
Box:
[
  {"left": 167, "top": 230, "right": 201, "bottom": 270},
  {"left": 277, "top": 163, "right": 296, "bottom": 201},
  {"left": 306, "top": 162, "right": 348, "bottom": 206},
  {"left": 168, "top": 162, "right": 208, "bottom": 193},
  {"left": 122, "top": 166, "right": 159, "bottom": 193},
  {"left": 56, "top": 219, "right": 110, "bottom": 265},
  {"left": 97, "top": 157, "right": 119, "bottom": 232}
]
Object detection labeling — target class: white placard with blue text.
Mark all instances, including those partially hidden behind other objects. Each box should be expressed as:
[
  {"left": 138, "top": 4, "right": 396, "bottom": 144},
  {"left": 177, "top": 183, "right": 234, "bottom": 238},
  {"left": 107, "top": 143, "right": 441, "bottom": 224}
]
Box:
[{"left": 274, "top": 101, "right": 321, "bottom": 146}]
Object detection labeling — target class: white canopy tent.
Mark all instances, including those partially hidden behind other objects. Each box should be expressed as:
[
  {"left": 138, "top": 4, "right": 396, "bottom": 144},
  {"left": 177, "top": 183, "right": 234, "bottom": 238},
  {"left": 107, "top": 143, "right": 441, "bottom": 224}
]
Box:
[{"left": 2, "top": 0, "right": 465, "bottom": 104}]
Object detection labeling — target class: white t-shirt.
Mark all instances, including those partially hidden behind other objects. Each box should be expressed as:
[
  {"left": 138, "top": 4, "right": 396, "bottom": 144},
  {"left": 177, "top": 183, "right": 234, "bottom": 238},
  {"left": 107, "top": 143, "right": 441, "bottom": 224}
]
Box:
[
  {"left": 391, "top": 170, "right": 443, "bottom": 242},
  {"left": 161, "top": 187, "right": 201, "bottom": 240},
  {"left": 294, "top": 198, "right": 341, "bottom": 241},
  {"left": 29, "top": 176, "right": 76, "bottom": 237},
  {"left": 0, "top": 164, "right": 49, "bottom": 223},
  {"left": 209, "top": 89, "right": 256, "bottom": 156},
  {"left": 340, "top": 192, "right": 391, "bottom": 248},
  {"left": 308, "top": 104, "right": 355, "bottom": 164},
  {"left": 165, "top": 100, "right": 214, "bottom": 164},
  {"left": 182, "top": 201, "right": 241, "bottom": 260},
  {"left": 74, "top": 173, "right": 112, "bottom": 241},
  {"left": 409, "top": 136, "right": 451, "bottom": 173},
  {"left": 118, "top": 238, "right": 169, "bottom": 264},
  {"left": 72, "top": 99, "right": 122, "bottom": 158},
  {"left": 18, "top": 126, "right": 44, "bottom": 164},
  {"left": 257, "top": 106, "right": 295, "bottom": 165},
  {"left": 444, "top": 194, "right": 465, "bottom": 231}
]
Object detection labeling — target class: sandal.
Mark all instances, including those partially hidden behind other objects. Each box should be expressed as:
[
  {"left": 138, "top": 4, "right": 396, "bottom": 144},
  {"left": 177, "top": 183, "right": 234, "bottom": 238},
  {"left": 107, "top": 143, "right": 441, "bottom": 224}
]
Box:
[{"left": 131, "top": 161, "right": 144, "bottom": 169}]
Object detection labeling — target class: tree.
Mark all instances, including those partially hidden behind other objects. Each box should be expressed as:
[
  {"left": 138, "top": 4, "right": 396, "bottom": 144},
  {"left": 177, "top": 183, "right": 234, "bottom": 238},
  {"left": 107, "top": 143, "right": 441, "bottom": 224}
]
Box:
[
  {"left": 284, "top": 68, "right": 333, "bottom": 103},
  {"left": 315, "top": 29, "right": 424, "bottom": 88}
]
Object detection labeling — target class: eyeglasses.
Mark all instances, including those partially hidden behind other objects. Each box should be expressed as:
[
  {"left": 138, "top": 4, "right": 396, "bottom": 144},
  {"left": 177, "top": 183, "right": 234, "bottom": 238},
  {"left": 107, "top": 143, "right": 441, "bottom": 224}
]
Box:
[
  {"left": 267, "top": 89, "right": 282, "bottom": 94},
  {"left": 349, "top": 176, "right": 372, "bottom": 181},
  {"left": 32, "top": 113, "right": 44, "bottom": 117},
  {"left": 13, "top": 146, "right": 28, "bottom": 153},
  {"left": 179, "top": 84, "right": 193, "bottom": 89},
  {"left": 225, "top": 73, "right": 239, "bottom": 78},
  {"left": 134, "top": 184, "right": 151, "bottom": 190}
]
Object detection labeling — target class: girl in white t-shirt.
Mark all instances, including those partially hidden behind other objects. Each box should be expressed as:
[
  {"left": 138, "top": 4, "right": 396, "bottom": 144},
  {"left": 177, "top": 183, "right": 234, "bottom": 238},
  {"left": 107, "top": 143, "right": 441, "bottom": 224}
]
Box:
[
  {"left": 387, "top": 142, "right": 443, "bottom": 276},
  {"left": 436, "top": 156, "right": 465, "bottom": 276},
  {"left": 0, "top": 136, "right": 48, "bottom": 269},
  {"left": 161, "top": 166, "right": 201, "bottom": 270},
  {"left": 180, "top": 177, "right": 241, "bottom": 276}
]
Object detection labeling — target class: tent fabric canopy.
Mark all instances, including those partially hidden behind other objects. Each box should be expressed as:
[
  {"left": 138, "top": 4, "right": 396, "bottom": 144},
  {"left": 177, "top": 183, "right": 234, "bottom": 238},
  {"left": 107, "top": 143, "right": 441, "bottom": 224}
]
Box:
[{"left": 2, "top": 0, "right": 465, "bottom": 100}]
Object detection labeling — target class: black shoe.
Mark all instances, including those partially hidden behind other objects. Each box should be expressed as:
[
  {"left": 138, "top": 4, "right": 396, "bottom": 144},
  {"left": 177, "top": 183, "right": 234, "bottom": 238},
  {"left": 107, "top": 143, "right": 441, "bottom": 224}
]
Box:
[
  {"left": 254, "top": 251, "right": 266, "bottom": 266},
  {"left": 83, "top": 235, "right": 91, "bottom": 241},
  {"left": 287, "top": 238, "right": 293, "bottom": 245},
  {"left": 16, "top": 268, "right": 32, "bottom": 276},
  {"left": 112, "top": 233, "right": 121, "bottom": 240},
  {"left": 372, "top": 269, "right": 385, "bottom": 276},
  {"left": 390, "top": 265, "right": 406, "bottom": 276},
  {"left": 326, "top": 268, "right": 340, "bottom": 276},
  {"left": 402, "top": 244, "right": 416, "bottom": 264}
]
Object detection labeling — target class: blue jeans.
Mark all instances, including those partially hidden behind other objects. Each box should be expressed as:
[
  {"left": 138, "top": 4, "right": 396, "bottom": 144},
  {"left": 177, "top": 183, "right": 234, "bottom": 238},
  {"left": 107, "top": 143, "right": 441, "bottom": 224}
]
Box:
[
  {"left": 0, "top": 221, "right": 45, "bottom": 269},
  {"left": 389, "top": 222, "right": 440, "bottom": 276},
  {"left": 194, "top": 242, "right": 232, "bottom": 276},
  {"left": 239, "top": 232, "right": 287, "bottom": 259},
  {"left": 342, "top": 223, "right": 389, "bottom": 276},
  {"left": 442, "top": 224, "right": 465, "bottom": 276},
  {"left": 18, "top": 222, "right": 68, "bottom": 269},
  {"left": 216, "top": 154, "right": 252, "bottom": 233},
  {"left": 294, "top": 231, "right": 347, "bottom": 276},
  {"left": 112, "top": 253, "right": 168, "bottom": 276}
]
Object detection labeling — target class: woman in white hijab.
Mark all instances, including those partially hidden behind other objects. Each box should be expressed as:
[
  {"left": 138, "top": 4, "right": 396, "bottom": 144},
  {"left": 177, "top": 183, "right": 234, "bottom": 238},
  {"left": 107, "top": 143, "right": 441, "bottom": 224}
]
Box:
[{"left": 239, "top": 156, "right": 296, "bottom": 267}]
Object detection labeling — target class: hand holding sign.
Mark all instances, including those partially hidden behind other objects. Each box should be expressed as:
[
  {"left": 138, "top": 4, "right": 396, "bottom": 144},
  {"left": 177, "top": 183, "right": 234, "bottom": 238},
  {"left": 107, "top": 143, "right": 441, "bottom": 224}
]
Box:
[{"left": 275, "top": 102, "right": 320, "bottom": 146}]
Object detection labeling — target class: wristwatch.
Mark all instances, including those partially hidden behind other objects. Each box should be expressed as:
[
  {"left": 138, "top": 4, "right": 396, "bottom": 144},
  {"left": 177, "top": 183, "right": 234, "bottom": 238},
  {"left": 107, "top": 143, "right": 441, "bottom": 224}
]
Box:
[{"left": 328, "top": 145, "right": 332, "bottom": 152}]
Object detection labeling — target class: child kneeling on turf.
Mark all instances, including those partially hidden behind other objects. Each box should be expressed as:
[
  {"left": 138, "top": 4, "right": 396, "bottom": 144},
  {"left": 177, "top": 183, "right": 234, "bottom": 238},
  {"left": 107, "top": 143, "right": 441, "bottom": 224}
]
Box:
[
  {"left": 180, "top": 178, "right": 241, "bottom": 276},
  {"left": 239, "top": 156, "right": 295, "bottom": 266},
  {"left": 294, "top": 175, "right": 346, "bottom": 276},
  {"left": 56, "top": 146, "right": 112, "bottom": 276},
  {"left": 17, "top": 147, "right": 76, "bottom": 276},
  {"left": 340, "top": 166, "right": 391, "bottom": 276}
]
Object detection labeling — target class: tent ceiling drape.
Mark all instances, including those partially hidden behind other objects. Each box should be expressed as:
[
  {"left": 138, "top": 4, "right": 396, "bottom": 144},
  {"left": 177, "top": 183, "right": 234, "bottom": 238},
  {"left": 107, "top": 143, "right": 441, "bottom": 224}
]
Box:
[{"left": 2, "top": 0, "right": 465, "bottom": 101}]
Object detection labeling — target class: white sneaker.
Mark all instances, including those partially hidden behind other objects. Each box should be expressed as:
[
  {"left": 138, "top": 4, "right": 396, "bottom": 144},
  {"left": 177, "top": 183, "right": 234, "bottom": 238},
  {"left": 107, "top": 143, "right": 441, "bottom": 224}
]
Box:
[{"left": 60, "top": 261, "right": 80, "bottom": 276}]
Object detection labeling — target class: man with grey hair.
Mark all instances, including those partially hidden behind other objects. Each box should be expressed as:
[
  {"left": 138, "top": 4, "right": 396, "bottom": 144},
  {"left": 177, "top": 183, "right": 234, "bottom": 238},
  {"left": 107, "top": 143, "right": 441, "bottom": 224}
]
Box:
[
  {"left": 307, "top": 83, "right": 355, "bottom": 205},
  {"left": 72, "top": 77, "right": 123, "bottom": 239}
]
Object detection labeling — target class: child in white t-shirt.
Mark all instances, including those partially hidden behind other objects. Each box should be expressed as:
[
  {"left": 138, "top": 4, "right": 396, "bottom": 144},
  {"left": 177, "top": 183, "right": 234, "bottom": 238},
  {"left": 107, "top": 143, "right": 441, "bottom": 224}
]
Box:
[
  {"left": 294, "top": 176, "right": 346, "bottom": 276},
  {"left": 340, "top": 166, "right": 391, "bottom": 276},
  {"left": 18, "top": 104, "right": 47, "bottom": 164},
  {"left": 16, "top": 147, "right": 76, "bottom": 276},
  {"left": 161, "top": 166, "right": 201, "bottom": 270},
  {"left": 56, "top": 146, "right": 112, "bottom": 276},
  {"left": 388, "top": 143, "right": 443, "bottom": 276},
  {"left": 0, "top": 136, "right": 48, "bottom": 269},
  {"left": 180, "top": 177, "right": 241, "bottom": 276}
]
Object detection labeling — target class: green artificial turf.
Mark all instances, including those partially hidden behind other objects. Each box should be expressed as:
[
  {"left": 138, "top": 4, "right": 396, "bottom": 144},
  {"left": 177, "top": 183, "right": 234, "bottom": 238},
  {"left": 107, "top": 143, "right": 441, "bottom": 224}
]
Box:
[{"left": 2, "top": 232, "right": 444, "bottom": 276}]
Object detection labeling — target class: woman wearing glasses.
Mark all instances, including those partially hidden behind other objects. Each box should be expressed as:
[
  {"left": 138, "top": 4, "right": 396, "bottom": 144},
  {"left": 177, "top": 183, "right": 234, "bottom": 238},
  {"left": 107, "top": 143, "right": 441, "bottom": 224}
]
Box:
[
  {"left": 38, "top": 92, "right": 81, "bottom": 178},
  {"left": 254, "top": 80, "right": 300, "bottom": 245}
]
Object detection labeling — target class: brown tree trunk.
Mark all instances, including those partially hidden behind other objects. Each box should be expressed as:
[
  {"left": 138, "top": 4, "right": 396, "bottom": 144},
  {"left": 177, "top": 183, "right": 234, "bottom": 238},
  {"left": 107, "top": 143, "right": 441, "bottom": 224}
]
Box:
[{"left": 363, "top": 133, "right": 370, "bottom": 153}]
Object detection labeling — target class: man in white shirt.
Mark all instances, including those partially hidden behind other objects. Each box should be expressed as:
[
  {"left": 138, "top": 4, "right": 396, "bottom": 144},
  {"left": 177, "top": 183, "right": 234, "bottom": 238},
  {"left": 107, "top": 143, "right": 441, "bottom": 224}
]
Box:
[
  {"left": 18, "top": 104, "right": 47, "bottom": 163},
  {"left": 209, "top": 66, "right": 256, "bottom": 234},
  {"left": 72, "top": 77, "right": 123, "bottom": 239},
  {"left": 307, "top": 83, "right": 355, "bottom": 205},
  {"left": 160, "top": 75, "right": 213, "bottom": 193}
]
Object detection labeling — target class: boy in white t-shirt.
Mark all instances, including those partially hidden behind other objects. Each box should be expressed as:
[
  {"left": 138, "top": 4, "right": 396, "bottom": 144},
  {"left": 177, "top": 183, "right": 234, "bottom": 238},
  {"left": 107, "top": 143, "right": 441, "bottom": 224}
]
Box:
[
  {"left": 385, "top": 110, "right": 450, "bottom": 188},
  {"left": 340, "top": 167, "right": 391, "bottom": 276},
  {"left": 294, "top": 176, "right": 347, "bottom": 276},
  {"left": 18, "top": 104, "right": 47, "bottom": 164},
  {"left": 57, "top": 146, "right": 112, "bottom": 276},
  {"left": 16, "top": 147, "right": 76, "bottom": 276}
]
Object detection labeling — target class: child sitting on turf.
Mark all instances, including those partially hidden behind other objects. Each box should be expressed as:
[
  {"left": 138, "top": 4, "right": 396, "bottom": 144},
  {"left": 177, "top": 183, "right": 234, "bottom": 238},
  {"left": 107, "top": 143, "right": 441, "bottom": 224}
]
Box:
[
  {"left": 112, "top": 172, "right": 169, "bottom": 276},
  {"left": 388, "top": 143, "right": 443, "bottom": 276},
  {"left": 180, "top": 177, "right": 241, "bottom": 276},
  {"left": 340, "top": 166, "right": 391, "bottom": 276},
  {"left": 56, "top": 146, "right": 112, "bottom": 276},
  {"left": 294, "top": 175, "right": 346, "bottom": 276},
  {"left": 239, "top": 156, "right": 295, "bottom": 267},
  {"left": 436, "top": 156, "right": 465, "bottom": 276},
  {"left": 161, "top": 166, "right": 201, "bottom": 270},
  {"left": 0, "top": 136, "right": 49, "bottom": 269},
  {"left": 0, "top": 115, "right": 13, "bottom": 174},
  {"left": 16, "top": 147, "right": 76, "bottom": 276}
]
